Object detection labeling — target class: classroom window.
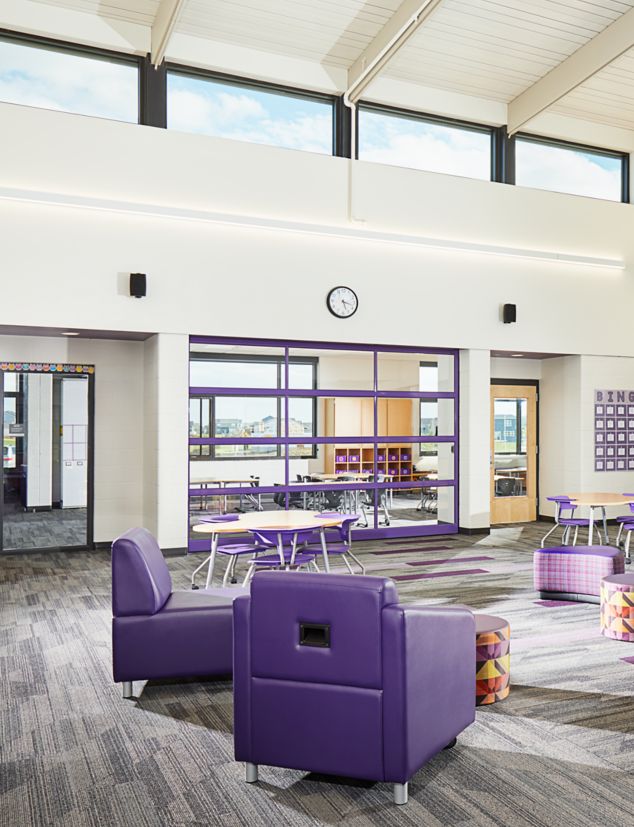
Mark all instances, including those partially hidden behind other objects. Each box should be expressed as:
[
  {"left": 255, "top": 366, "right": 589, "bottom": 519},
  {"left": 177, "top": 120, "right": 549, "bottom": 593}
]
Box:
[
  {"left": 0, "top": 37, "right": 138, "bottom": 122},
  {"left": 167, "top": 71, "right": 334, "bottom": 154},
  {"left": 515, "top": 136, "right": 626, "bottom": 202},
  {"left": 358, "top": 104, "right": 493, "bottom": 180}
]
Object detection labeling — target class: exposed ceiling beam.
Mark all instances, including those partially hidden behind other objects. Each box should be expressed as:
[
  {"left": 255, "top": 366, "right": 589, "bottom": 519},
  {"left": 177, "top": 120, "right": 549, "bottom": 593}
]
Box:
[
  {"left": 345, "top": 0, "right": 444, "bottom": 105},
  {"left": 508, "top": 7, "right": 634, "bottom": 135},
  {"left": 151, "top": 0, "right": 187, "bottom": 67}
]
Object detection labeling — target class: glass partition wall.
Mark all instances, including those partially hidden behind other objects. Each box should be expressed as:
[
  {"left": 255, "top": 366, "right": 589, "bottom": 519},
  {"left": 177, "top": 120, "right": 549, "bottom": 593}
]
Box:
[{"left": 188, "top": 338, "right": 458, "bottom": 550}]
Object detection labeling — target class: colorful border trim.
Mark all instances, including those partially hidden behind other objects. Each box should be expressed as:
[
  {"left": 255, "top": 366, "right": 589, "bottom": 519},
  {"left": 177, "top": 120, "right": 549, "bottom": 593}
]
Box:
[{"left": 1, "top": 362, "right": 95, "bottom": 375}]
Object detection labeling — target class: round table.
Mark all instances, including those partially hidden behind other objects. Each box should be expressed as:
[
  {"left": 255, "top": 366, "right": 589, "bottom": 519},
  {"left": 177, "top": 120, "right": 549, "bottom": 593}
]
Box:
[
  {"left": 565, "top": 493, "right": 634, "bottom": 545},
  {"left": 600, "top": 573, "right": 634, "bottom": 641},
  {"left": 192, "top": 510, "right": 347, "bottom": 588},
  {"left": 475, "top": 614, "right": 511, "bottom": 705}
]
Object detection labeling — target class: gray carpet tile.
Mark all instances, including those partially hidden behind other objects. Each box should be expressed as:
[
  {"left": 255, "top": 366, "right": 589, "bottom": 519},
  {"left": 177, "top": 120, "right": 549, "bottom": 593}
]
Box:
[{"left": 1, "top": 522, "right": 633, "bottom": 826}]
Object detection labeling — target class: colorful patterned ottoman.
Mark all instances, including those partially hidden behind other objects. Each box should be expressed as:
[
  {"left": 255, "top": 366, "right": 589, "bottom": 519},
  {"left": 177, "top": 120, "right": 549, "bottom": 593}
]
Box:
[
  {"left": 601, "top": 573, "right": 634, "bottom": 641},
  {"left": 475, "top": 614, "right": 510, "bottom": 706},
  {"left": 534, "top": 546, "right": 625, "bottom": 604}
]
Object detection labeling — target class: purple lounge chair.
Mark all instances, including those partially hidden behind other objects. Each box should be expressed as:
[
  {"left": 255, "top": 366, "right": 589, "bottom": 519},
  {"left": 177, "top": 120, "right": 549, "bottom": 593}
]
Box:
[
  {"left": 112, "top": 527, "right": 242, "bottom": 699},
  {"left": 233, "top": 571, "right": 475, "bottom": 804}
]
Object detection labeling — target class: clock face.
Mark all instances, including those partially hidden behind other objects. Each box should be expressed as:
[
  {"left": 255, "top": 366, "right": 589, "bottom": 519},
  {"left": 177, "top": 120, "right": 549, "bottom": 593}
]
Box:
[{"left": 327, "top": 286, "right": 358, "bottom": 319}]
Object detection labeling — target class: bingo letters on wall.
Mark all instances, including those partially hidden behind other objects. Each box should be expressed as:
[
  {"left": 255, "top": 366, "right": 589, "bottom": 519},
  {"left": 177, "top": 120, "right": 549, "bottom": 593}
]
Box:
[{"left": 594, "top": 389, "right": 634, "bottom": 472}]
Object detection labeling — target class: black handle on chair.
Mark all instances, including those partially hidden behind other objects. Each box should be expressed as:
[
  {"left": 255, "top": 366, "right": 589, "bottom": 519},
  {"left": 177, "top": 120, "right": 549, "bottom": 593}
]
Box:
[{"left": 299, "top": 622, "right": 331, "bottom": 648}]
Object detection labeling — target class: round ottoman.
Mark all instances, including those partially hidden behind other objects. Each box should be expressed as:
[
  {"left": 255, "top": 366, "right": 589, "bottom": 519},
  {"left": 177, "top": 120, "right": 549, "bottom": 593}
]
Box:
[
  {"left": 475, "top": 614, "right": 510, "bottom": 705},
  {"left": 600, "top": 573, "right": 634, "bottom": 641}
]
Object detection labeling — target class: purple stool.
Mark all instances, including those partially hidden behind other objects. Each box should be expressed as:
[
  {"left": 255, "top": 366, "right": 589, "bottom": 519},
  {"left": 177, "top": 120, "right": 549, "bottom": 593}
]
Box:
[
  {"left": 233, "top": 571, "right": 475, "bottom": 805},
  {"left": 534, "top": 545, "right": 625, "bottom": 603},
  {"left": 541, "top": 496, "right": 591, "bottom": 547},
  {"left": 112, "top": 527, "right": 244, "bottom": 699}
]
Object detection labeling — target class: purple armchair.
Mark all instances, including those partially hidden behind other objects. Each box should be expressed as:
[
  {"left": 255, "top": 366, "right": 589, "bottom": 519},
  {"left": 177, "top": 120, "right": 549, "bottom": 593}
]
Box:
[
  {"left": 233, "top": 571, "right": 475, "bottom": 804},
  {"left": 112, "top": 527, "right": 239, "bottom": 699}
]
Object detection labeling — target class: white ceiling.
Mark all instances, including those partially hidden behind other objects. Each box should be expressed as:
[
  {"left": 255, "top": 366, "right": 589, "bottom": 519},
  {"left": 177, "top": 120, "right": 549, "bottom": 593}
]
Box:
[{"left": 19, "top": 0, "right": 634, "bottom": 131}]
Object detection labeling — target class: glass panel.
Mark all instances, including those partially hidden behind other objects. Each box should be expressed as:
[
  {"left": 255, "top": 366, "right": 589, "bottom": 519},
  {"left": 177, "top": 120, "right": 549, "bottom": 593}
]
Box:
[
  {"left": 494, "top": 398, "right": 528, "bottom": 498},
  {"left": 358, "top": 106, "right": 491, "bottom": 180},
  {"left": 214, "top": 397, "right": 279, "bottom": 439},
  {"left": 3, "top": 373, "right": 88, "bottom": 551},
  {"left": 515, "top": 138, "right": 623, "bottom": 202},
  {"left": 288, "top": 348, "right": 374, "bottom": 390},
  {"left": 288, "top": 362, "right": 315, "bottom": 389},
  {"left": 0, "top": 38, "right": 138, "bottom": 122},
  {"left": 376, "top": 483, "right": 455, "bottom": 528},
  {"left": 287, "top": 397, "right": 315, "bottom": 442},
  {"left": 167, "top": 72, "right": 334, "bottom": 154},
  {"left": 4, "top": 373, "right": 18, "bottom": 392},
  {"left": 315, "top": 397, "right": 377, "bottom": 438},
  {"left": 190, "top": 358, "right": 280, "bottom": 388},
  {"left": 371, "top": 398, "right": 454, "bottom": 438},
  {"left": 377, "top": 351, "right": 454, "bottom": 392}
]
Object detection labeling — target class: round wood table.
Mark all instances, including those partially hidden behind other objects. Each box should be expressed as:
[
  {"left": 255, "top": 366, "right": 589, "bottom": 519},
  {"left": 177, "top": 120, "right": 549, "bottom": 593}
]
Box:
[
  {"left": 566, "top": 493, "right": 634, "bottom": 545},
  {"left": 192, "top": 510, "right": 347, "bottom": 588}
]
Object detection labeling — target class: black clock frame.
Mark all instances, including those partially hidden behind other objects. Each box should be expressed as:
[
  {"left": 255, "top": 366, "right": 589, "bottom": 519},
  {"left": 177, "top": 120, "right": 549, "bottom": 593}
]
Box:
[{"left": 326, "top": 286, "right": 359, "bottom": 319}]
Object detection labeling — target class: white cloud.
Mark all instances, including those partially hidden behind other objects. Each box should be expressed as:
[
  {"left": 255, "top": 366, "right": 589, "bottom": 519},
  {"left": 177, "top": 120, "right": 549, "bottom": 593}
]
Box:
[
  {"left": 168, "top": 85, "right": 332, "bottom": 154},
  {"left": 359, "top": 114, "right": 491, "bottom": 180},
  {"left": 0, "top": 41, "right": 137, "bottom": 121},
  {"left": 515, "top": 141, "right": 621, "bottom": 201}
]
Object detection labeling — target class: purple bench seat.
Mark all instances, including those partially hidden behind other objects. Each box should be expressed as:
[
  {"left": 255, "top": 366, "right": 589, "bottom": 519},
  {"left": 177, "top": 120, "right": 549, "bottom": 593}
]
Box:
[{"left": 534, "top": 545, "right": 625, "bottom": 604}]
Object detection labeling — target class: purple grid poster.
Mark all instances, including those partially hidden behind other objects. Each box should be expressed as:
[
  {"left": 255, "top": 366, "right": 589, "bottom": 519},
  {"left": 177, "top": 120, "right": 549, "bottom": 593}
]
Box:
[{"left": 594, "top": 389, "right": 634, "bottom": 472}]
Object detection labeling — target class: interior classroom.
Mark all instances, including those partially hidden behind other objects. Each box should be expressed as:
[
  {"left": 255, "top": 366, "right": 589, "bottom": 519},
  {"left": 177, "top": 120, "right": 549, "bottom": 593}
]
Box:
[{"left": 2, "top": 1, "right": 634, "bottom": 825}]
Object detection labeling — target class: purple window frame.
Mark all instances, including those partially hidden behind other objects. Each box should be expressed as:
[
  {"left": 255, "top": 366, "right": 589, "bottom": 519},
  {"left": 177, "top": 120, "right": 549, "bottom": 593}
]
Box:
[{"left": 188, "top": 335, "right": 459, "bottom": 549}]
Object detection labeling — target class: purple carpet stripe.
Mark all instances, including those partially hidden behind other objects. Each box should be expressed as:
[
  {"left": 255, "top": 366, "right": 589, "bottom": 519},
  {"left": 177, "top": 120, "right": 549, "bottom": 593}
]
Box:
[
  {"left": 385, "top": 537, "right": 454, "bottom": 545},
  {"left": 371, "top": 545, "right": 453, "bottom": 555},
  {"left": 393, "top": 568, "right": 489, "bottom": 582},
  {"left": 621, "top": 656, "right": 634, "bottom": 665},
  {"left": 534, "top": 599, "right": 577, "bottom": 607},
  {"left": 406, "top": 555, "right": 493, "bottom": 567}
]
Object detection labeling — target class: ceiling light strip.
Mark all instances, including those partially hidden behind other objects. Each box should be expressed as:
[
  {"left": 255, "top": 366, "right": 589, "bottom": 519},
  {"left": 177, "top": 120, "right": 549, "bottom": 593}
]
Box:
[{"left": 0, "top": 186, "right": 624, "bottom": 270}]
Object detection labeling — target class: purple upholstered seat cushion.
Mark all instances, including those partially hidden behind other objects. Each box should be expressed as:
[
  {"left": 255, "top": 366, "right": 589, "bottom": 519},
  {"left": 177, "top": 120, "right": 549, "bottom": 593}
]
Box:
[
  {"left": 112, "top": 527, "right": 172, "bottom": 617},
  {"left": 249, "top": 571, "right": 398, "bottom": 689},
  {"left": 539, "top": 545, "right": 622, "bottom": 558}
]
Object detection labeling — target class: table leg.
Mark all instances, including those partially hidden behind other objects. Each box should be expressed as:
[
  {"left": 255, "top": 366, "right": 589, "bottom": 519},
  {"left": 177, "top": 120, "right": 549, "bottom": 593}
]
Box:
[
  {"left": 205, "top": 533, "right": 219, "bottom": 588},
  {"left": 588, "top": 507, "right": 596, "bottom": 545},
  {"left": 319, "top": 527, "right": 331, "bottom": 573}
]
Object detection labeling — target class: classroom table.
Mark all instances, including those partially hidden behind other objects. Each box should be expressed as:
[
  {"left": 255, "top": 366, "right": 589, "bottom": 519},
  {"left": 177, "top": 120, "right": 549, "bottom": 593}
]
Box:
[
  {"left": 191, "top": 477, "right": 261, "bottom": 512},
  {"left": 191, "top": 509, "right": 347, "bottom": 587},
  {"left": 565, "top": 492, "right": 634, "bottom": 545}
]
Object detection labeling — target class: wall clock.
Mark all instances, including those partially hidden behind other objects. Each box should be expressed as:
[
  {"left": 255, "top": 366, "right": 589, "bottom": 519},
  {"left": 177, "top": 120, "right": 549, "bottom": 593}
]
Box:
[{"left": 327, "top": 286, "right": 358, "bottom": 319}]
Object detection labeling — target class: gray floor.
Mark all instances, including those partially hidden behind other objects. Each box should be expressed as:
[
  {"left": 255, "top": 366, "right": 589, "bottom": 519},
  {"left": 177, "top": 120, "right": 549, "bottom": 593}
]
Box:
[
  {"left": 1, "top": 522, "right": 633, "bottom": 826},
  {"left": 2, "top": 507, "right": 87, "bottom": 550}
]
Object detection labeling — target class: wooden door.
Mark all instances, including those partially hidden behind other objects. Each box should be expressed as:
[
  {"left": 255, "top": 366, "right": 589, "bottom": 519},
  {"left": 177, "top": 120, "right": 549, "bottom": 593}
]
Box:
[{"left": 490, "top": 384, "right": 537, "bottom": 524}]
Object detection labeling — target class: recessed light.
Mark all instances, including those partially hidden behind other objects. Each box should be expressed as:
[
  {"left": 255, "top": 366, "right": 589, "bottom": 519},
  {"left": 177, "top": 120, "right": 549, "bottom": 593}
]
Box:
[
  {"left": 61, "top": 331, "right": 80, "bottom": 336},
  {"left": 511, "top": 353, "right": 524, "bottom": 357}
]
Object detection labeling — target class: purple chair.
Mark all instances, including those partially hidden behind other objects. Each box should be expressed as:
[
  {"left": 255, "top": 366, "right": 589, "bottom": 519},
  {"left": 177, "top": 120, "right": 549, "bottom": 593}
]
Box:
[
  {"left": 233, "top": 571, "right": 475, "bottom": 804},
  {"left": 307, "top": 514, "right": 365, "bottom": 574},
  {"left": 242, "top": 528, "right": 317, "bottom": 585},
  {"left": 112, "top": 527, "right": 241, "bottom": 699},
  {"left": 541, "top": 496, "right": 591, "bottom": 547},
  {"left": 615, "top": 497, "right": 634, "bottom": 550}
]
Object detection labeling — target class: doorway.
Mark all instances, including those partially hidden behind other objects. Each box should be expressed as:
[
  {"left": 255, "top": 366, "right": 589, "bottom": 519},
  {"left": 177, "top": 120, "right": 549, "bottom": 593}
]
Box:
[
  {"left": 490, "top": 382, "right": 538, "bottom": 524},
  {"left": 1, "top": 367, "right": 94, "bottom": 551}
]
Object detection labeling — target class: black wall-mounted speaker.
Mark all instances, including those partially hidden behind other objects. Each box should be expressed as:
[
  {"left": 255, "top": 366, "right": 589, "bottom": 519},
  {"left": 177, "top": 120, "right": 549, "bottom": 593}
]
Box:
[
  {"left": 503, "top": 303, "right": 516, "bottom": 324},
  {"left": 130, "top": 273, "right": 147, "bottom": 298}
]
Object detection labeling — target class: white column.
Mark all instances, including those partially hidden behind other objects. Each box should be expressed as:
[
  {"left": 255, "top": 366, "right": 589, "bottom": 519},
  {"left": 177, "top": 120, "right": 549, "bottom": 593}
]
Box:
[
  {"left": 459, "top": 349, "right": 491, "bottom": 530},
  {"left": 144, "top": 333, "right": 189, "bottom": 548}
]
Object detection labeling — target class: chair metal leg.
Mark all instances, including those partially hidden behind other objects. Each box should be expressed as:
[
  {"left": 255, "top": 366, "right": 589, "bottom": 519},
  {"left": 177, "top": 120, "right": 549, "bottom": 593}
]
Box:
[
  {"left": 122, "top": 681, "right": 133, "bottom": 699},
  {"left": 562, "top": 526, "right": 570, "bottom": 545},
  {"left": 540, "top": 524, "right": 558, "bottom": 548},
  {"left": 191, "top": 553, "right": 211, "bottom": 589},
  {"left": 246, "top": 763, "right": 258, "bottom": 783},
  {"left": 347, "top": 549, "right": 366, "bottom": 575},
  {"left": 393, "top": 782, "right": 408, "bottom": 805},
  {"left": 573, "top": 525, "right": 579, "bottom": 545},
  {"left": 342, "top": 554, "right": 355, "bottom": 575},
  {"left": 616, "top": 523, "right": 624, "bottom": 547},
  {"left": 626, "top": 530, "right": 632, "bottom": 562}
]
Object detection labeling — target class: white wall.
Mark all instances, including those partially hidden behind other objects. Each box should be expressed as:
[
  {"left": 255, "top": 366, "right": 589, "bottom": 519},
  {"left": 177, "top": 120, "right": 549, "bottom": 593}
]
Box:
[
  {"left": 459, "top": 350, "right": 491, "bottom": 530},
  {"left": 491, "top": 358, "right": 542, "bottom": 381},
  {"left": 0, "top": 335, "right": 145, "bottom": 542},
  {"left": 1, "top": 102, "right": 634, "bottom": 359}
]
